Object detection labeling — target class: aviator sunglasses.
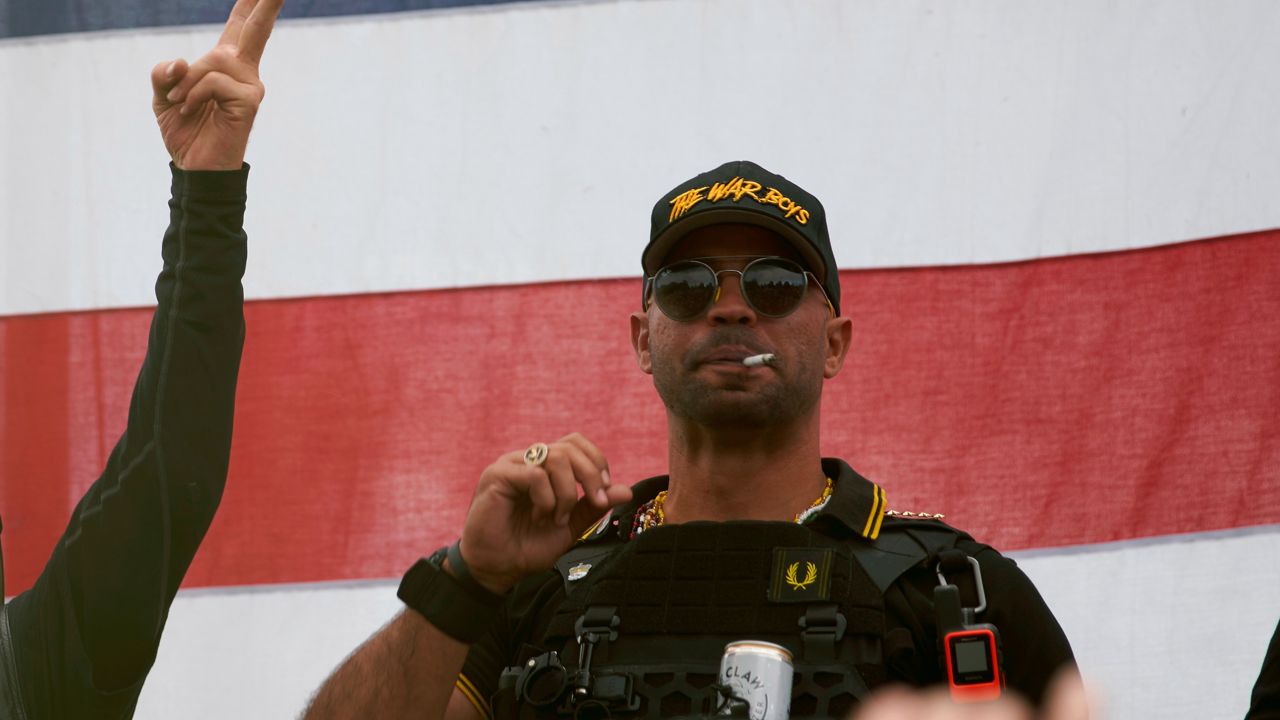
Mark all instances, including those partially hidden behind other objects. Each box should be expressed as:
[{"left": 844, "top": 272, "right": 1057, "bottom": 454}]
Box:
[{"left": 644, "top": 256, "right": 835, "bottom": 321}]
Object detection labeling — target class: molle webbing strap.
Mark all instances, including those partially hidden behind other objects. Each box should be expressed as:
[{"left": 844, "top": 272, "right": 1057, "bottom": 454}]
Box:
[
  {"left": 530, "top": 522, "right": 888, "bottom": 718},
  {"left": 548, "top": 522, "right": 880, "bottom": 641}
]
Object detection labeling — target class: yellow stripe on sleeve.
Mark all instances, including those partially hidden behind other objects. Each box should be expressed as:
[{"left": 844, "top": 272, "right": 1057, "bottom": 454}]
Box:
[
  {"left": 861, "top": 482, "right": 884, "bottom": 538},
  {"left": 456, "top": 673, "right": 492, "bottom": 720}
]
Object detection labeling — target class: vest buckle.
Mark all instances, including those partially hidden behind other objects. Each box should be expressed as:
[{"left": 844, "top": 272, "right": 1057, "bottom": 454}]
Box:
[
  {"left": 799, "top": 603, "right": 848, "bottom": 662},
  {"left": 574, "top": 604, "right": 621, "bottom": 691},
  {"left": 564, "top": 606, "right": 639, "bottom": 712}
]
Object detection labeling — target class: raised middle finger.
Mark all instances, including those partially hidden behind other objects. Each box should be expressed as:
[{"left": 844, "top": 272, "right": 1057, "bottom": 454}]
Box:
[{"left": 236, "top": 0, "right": 285, "bottom": 66}]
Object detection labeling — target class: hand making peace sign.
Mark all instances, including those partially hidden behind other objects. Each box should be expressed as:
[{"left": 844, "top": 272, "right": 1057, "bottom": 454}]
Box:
[{"left": 150, "top": 0, "right": 285, "bottom": 171}]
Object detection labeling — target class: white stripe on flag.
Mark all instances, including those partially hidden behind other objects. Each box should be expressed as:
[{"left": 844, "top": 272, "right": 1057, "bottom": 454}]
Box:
[{"left": 1012, "top": 525, "right": 1280, "bottom": 720}]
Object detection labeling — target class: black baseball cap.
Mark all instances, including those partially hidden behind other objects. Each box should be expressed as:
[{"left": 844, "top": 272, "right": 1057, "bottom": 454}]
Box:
[{"left": 642, "top": 160, "right": 841, "bottom": 315}]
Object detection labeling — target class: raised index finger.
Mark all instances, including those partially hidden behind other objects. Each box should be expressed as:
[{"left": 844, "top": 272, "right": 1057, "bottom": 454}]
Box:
[
  {"left": 217, "top": 0, "right": 257, "bottom": 47},
  {"left": 236, "top": 0, "right": 285, "bottom": 65}
]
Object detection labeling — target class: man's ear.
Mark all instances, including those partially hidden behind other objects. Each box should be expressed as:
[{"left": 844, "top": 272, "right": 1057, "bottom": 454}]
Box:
[
  {"left": 823, "top": 316, "right": 853, "bottom": 379},
  {"left": 630, "top": 311, "right": 653, "bottom": 374}
]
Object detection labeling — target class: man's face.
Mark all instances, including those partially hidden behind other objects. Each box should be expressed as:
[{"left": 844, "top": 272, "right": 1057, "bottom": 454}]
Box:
[{"left": 631, "top": 223, "right": 851, "bottom": 429}]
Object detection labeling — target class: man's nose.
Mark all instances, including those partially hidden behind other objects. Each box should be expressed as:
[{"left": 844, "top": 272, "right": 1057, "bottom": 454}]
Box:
[{"left": 706, "top": 273, "right": 757, "bottom": 325}]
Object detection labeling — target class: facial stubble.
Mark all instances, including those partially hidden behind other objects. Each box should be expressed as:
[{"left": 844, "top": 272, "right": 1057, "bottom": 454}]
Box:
[{"left": 649, "top": 326, "right": 825, "bottom": 429}]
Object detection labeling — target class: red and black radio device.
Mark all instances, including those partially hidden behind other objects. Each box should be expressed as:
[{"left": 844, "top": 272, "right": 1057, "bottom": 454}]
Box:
[
  {"left": 943, "top": 625, "right": 1004, "bottom": 702},
  {"left": 935, "top": 553, "right": 1005, "bottom": 703}
]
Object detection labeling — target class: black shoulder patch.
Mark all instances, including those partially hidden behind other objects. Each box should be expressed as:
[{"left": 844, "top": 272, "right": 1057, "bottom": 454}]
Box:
[{"left": 846, "top": 516, "right": 982, "bottom": 593}]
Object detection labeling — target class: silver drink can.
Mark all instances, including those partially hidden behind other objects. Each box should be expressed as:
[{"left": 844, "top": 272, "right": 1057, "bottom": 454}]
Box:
[{"left": 718, "top": 640, "right": 793, "bottom": 720}]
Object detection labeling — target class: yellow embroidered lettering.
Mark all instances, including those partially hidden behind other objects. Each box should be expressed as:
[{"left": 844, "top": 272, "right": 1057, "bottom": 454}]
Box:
[
  {"left": 677, "top": 178, "right": 810, "bottom": 225},
  {"left": 760, "top": 186, "right": 808, "bottom": 221},
  {"left": 708, "top": 178, "right": 762, "bottom": 203},
  {"left": 707, "top": 181, "right": 733, "bottom": 203},
  {"left": 669, "top": 186, "right": 708, "bottom": 222}
]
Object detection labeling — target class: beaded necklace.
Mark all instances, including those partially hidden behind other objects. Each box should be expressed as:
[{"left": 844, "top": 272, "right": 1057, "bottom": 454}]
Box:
[{"left": 630, "top": 476, "right": 835, "bottom": 539}]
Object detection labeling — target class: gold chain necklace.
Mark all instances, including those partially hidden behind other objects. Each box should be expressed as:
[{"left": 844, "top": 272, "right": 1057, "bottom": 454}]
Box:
[{"left": 630, "top": 476, "right": 834, "bottom": 539}]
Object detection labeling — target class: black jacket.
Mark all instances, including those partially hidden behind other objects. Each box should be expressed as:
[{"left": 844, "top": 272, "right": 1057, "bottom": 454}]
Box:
[{"left": 0, "top": 165, "right": 249, "bottom": 719}]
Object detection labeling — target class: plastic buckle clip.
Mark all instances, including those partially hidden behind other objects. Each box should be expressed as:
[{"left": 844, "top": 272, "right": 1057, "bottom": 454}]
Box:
[
  {"left": 799, "top": 604, "right": 848, "bottom": 662},
  {"left": 572, "top": 606, "right": 620, "bottom": 698}
]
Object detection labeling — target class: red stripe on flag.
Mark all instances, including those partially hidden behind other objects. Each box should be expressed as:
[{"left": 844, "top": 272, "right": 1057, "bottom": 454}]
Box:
[{"left": 2, "top": 233, "right": 1278, "bottom": 592}]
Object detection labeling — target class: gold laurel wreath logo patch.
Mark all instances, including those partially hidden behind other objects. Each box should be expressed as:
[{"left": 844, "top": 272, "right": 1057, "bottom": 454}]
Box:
[{"left": 784, "top": 561, "right": 818, "bottom": 590}]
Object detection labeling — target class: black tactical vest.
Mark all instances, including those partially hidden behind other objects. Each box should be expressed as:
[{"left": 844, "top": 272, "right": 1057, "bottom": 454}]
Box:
[{"left": 493, "top": 518, "right": 968, "bottom": 719}]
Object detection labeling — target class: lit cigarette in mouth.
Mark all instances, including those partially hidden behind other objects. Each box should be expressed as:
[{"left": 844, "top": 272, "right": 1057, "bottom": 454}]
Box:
[{"left": 742, "top": 353, "right": 777, "bottom": 368}]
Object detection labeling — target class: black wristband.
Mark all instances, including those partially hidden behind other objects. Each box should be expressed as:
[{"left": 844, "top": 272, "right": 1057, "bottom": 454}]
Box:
[
  {"left": 397, "top": 546, "right": 505, "bottom": 644},
  {"left": 446, "top": 539, "right": 499, "bottom": 598}
]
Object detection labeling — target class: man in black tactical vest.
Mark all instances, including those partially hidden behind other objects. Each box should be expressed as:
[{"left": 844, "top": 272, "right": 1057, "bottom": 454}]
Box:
[{"left": 305, "top": 161, "right": 1077, "bottom": 720}]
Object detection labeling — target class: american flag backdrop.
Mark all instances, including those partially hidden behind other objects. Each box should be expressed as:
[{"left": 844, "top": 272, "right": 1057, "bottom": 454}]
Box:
[{"left": 1, "top": 1, "right": 1278, "bottom": 718}]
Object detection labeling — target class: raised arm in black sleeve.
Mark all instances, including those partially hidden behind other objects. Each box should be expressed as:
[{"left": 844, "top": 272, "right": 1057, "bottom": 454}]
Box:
[{"left": 0, "top": 165, "right": 250, "bottom": 719}]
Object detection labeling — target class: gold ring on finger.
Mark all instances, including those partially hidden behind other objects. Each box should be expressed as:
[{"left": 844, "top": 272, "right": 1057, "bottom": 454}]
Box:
[{"left": 523, "top": 442, "right": 550, "bottom": 466}]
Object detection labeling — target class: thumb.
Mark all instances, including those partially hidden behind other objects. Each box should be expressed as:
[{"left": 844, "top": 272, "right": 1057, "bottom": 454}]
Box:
[{"left": 568, "top": 484, "right": 632, "bottom": 539}]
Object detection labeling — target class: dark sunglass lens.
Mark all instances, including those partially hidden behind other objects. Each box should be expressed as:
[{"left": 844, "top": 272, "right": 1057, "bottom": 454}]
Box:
[
  {"left": 654, "top": 262, "right": 717, "bottom": 320},
  {"left": 744, "top": 259, "right": 808, "bottom": 316}
]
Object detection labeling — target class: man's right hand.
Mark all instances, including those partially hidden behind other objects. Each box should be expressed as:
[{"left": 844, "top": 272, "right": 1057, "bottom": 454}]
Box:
[{"left": 456, "top": 433, "right": 633, "bottom": 594}]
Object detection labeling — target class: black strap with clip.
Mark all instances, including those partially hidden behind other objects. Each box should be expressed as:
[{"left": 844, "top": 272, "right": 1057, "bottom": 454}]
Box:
[
  {"left": 933, "top": 548, "right": 1006, "bottom": 702},
  {"left": 572, "top": 605, "right": 620, "bottom": 697},
  {"left": 935, "top": 548, "right": 987, "bottom": 625}
]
